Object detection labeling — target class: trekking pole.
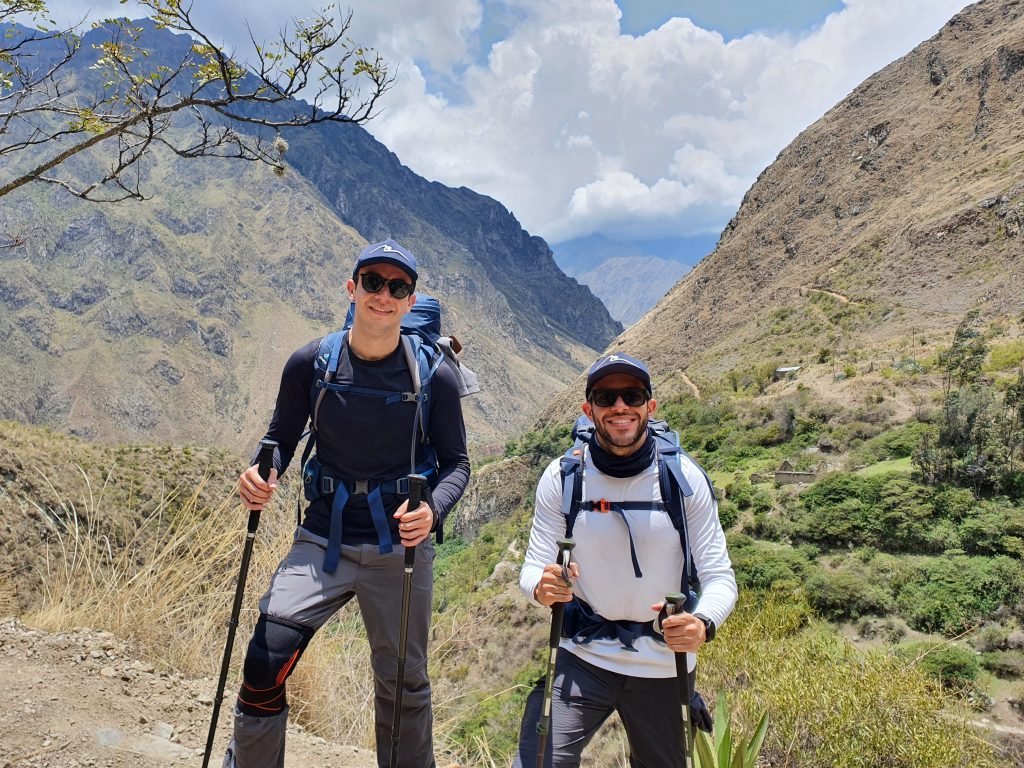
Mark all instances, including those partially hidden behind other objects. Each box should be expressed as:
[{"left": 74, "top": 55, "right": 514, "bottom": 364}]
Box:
[
  {"left": 389, "top": 473, "right": 427, "bottom": 768},
  {"left": 201, "top": 438, "right": 278, "bottom": 768},
  {"left": 535, "top": 538, "right": 575, "bottom": 768},
  {"left": 665, "top": 592, "right": 695, "bottom": 768}
]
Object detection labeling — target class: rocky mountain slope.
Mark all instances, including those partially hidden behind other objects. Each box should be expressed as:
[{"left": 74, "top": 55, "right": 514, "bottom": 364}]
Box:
[
  {"left": 0, "top": 21, "right": 621, "bottom": 452},
  {"left": 539, "top": 0, "right": 1024, "bottom": 422}
]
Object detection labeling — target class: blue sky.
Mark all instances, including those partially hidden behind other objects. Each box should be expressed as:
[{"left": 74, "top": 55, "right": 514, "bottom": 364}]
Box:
[
  {"left": 42, "top": 0, "right": 973, "bottom": 252},
  {"left": 616, "top": 0, "right": 845, "bottom": 39}
]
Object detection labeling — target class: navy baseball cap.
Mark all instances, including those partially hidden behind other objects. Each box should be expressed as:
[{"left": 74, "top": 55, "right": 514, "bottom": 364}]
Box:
[
  {"left": 352, "top": 239, "right": 418, "bottom": 282},
  {"left": 585, "top": 352, "right": 652, "bottom": 396}
]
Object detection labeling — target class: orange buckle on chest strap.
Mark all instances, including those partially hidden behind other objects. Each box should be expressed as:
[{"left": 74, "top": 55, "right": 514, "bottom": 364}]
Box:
[{"left": 596, "top": 498, "right": 612, "bottom": 513}]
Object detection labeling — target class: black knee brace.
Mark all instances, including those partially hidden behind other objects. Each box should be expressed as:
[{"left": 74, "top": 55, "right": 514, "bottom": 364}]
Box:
[{"left": 237, "top": 614, "right": 314, "bottom": 717}]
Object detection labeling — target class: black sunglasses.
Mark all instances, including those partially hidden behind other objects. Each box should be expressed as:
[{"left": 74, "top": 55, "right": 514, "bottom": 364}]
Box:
[
  {"left": 588, "top": 388, "right": 649, "bottom": 408},
  {"left": 358, "top": 272, "right": 415, "bottom": 299}
]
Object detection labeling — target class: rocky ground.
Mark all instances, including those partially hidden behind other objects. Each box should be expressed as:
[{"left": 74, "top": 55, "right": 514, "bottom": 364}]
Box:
[{"left": 0, "top": 618, "right": 377, "bottom": 768}]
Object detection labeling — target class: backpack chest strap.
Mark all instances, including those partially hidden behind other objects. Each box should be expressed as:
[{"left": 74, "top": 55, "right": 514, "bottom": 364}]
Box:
[{"left": 315, "top": 378, "right": 426, "bottom": 405}]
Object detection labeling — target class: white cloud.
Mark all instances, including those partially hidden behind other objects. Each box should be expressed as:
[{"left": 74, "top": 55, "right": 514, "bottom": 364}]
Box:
[
  {"left": 37, "top": 0, "right": 973, "bottom": 244},
  {"left": 357, "top": 0, "right": 971, "bottom": 243}
]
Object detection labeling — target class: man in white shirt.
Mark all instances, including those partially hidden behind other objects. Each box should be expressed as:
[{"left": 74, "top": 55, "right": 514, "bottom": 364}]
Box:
[{"left": 515, "top": 353, "right": 737, "bottom": 767}]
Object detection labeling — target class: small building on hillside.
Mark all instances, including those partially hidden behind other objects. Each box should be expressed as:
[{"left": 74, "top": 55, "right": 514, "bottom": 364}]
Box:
[
  {"left": 773, "top": 460, "right": 831, "bottom": 486},
  {"left": 772, "top": 365, "right": 802, "bottom": 381}
]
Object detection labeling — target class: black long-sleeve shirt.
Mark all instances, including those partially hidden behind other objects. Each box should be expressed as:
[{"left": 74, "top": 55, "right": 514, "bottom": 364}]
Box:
[{"left": 259, "top": 337, "right": 471, "bottom": 545}]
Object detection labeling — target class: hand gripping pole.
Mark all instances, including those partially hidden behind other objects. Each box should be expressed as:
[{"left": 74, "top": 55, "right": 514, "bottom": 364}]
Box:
[
  {"left": 389, "top": 473, "right": 427, "bottom": 768},
  {"left": 202, "top": 438, "right": 277, "bottom": 768}
]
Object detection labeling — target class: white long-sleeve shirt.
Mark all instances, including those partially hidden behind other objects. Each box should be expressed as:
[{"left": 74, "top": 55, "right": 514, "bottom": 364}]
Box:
[{"left": 520, "top": 443, "right": 737, "bottom": 678}]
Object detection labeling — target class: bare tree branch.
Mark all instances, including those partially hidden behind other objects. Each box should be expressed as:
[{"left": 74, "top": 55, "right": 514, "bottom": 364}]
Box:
[
  {"left": 0, "top": 0, "right": 394, "bottom": 201},
  {"left": 0, "top": 233, "right": 25, "bottom": 248}
]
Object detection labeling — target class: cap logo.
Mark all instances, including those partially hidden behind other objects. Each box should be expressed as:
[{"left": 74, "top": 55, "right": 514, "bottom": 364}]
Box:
[{"left": 380, "top": 244, "right": 410, "bottom": 262}]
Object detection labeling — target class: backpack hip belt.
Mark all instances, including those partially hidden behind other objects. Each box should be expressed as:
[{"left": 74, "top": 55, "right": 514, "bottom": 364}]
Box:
[
  {"left": 561, "top": 596, "right": 666, "bottom": 651},
  {"left": 303, "top": 455, "right": 436, "bottom": 574}
]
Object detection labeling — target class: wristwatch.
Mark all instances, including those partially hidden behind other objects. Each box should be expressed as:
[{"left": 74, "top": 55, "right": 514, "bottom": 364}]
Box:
[{"left": 694, "top": 613, "right": 716, "bottom": 642}]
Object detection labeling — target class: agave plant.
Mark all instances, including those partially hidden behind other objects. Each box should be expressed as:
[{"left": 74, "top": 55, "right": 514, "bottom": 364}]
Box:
[{"left": 694, "top": 691, "right": 769, "bottom": 768}]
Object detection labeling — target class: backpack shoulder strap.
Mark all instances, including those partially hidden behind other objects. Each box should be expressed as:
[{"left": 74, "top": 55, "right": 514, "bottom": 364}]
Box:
[
  {"left": 559, "top": 443, "right": 585, "bottom": 538},
  {"left": 653, "top": 428, "right": 706, "bottom": 595},
  {"left": 400, "top": 334, "right": 443, "bottom": 443},
  {"left": 558, "top": 415, "right": 595, "bottom": 537}
]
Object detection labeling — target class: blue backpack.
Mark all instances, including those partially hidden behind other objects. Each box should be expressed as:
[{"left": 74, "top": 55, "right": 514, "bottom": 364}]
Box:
[
  {"left": 559, "top": 415, "right": 714, "bottom": 599},
  {"left": 297, "top": 293, "right": 478, "bottom": 570}
]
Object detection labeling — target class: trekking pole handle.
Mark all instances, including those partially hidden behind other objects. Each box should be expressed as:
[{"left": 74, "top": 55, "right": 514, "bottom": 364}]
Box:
[
  {"left": 547, "top": 539, "right": 575, "bottom": 647},
  {"left": 556, "top": 538, "right": 575, "bottom": 567},
  {"left": 665, "top": 592, "right": 687, "bottom": 616},
  {"left": 405, "top": 474, "right": 427, "bottom": 566},
  {"left": 250, "top": 439, "right": 278, "bottom": 533}
]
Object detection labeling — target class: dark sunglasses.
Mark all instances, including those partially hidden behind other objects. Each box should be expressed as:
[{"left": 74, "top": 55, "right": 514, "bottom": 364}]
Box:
[
  {"left": 358, "top": 272, "right": 415, "bottom": 299},
  {"left": 588, "top": 388, "right": 649, "bottom": 408}
]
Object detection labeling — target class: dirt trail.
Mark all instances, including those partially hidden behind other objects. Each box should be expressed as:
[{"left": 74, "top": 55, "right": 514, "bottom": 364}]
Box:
[
  {"left": 679, "top": 372, "right": 701, "bottom": 399},
  {"left": 0, "top": 618, "right": 376, "bottom": 768},
  {"left": 802, "top": 286, "right": 857, "bottom": 304}
]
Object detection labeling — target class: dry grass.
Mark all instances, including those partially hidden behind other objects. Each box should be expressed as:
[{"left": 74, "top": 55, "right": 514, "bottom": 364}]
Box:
[
  {"left": 20, "top": 465, "right": 491, "bottom": 757},
  {"left": 0, "top": 571, "right": 17, "bottom": 618},
  {"left": 27, "top": 465, "right": 252, "bottom": 674}
]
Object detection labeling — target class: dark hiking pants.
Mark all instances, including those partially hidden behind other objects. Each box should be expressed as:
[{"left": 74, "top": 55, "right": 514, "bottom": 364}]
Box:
[
  {"left": 224, "top": 527, "right": 436, "bottom": 768},
  {"left": 513, "top": 648, "right": 686, "bottom": 768}
]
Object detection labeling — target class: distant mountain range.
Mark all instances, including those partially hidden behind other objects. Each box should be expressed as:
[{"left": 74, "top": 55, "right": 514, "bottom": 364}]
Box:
[
  {"left": 0, "top": 20, "right": 621, "bottom": 451},
  {"left": 552, "top": 233, "right": 715, "bottom": 325}
]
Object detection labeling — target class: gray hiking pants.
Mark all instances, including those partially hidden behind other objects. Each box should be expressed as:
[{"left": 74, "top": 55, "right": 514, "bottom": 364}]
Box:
[
  {"left": 223, "top": 526, "right": 436, "bottom": 768},
  {"left": 513, "top": 649, "right": 686, "bottom": 768}
]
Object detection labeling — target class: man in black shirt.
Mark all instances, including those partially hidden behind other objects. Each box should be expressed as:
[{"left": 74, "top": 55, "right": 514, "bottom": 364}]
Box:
[{"left": 224, "top": 240, "right": 471, "bottom": 768}]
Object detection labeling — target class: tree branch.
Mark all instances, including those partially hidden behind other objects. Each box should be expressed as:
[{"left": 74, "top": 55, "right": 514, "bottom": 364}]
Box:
[{"left": 0, "top": 1, "right": 393, "bottom": 200}]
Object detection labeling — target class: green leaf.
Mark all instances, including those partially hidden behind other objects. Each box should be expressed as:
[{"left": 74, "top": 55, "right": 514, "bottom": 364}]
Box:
[
  {"left": 743, "top": 711, "right": 769, "bottom": 767},
  {"left": 694, "top": 728, "right": 718, "bottom": 768},
  {"left": 732, "top": 738, "right": 748, "bottom": 768},
  {"left": 717, "top": 718, "right": 733, "bottom": 768},
  {"left": 713, "top": 690, "right": 730, "bottom": 751}
]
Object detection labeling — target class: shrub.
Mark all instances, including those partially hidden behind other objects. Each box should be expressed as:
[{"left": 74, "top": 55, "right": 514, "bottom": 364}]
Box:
[
  {"left": 849, "top": 421, "right": 931, "bottom": 465},
  {"left": 728, "top": 536, "right": 814, "bottom": 590},
  {"left": 717, "top": 498, "right": 739, "bottom": 531},
  {"left": 503, "top": 423, "right": 572, "bottom": 463},
  {"left": 896, "top": 642, "right": 980, "bottom": 689},
  {"left": 727, "top": 481, "right": 774, "bottom": 514},
  {"left": 805, "top": 569, "right": 891, "bottom": 621},
  {"left": 879, "top": 619, "right": 906, "bottom": 644},
  {"left": 972, "top": 622, "right": 1011, "bottom": 652},
  {"left": 986, "top": 340, "right": 1024, "bottom": 372},
  {"left": 893, "top": 555, "right": 1024, "bottom": 635},
  {"left": 959, "top": 499, "right": 1024, "bottom": 557},
  {"left": 980, "top": 651, "right": 1024, "bottom": 679},
  {"left": 699, "top": 592, "right": 999, "bottom": 767}
]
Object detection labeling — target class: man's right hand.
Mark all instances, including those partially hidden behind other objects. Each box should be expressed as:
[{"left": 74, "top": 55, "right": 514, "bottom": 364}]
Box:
[
  {"left": 238, "top": 464, "right": 279, "bottom": 510},
  {"left": 533, "top": 562, "right": 580, "bottom": 607}
]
